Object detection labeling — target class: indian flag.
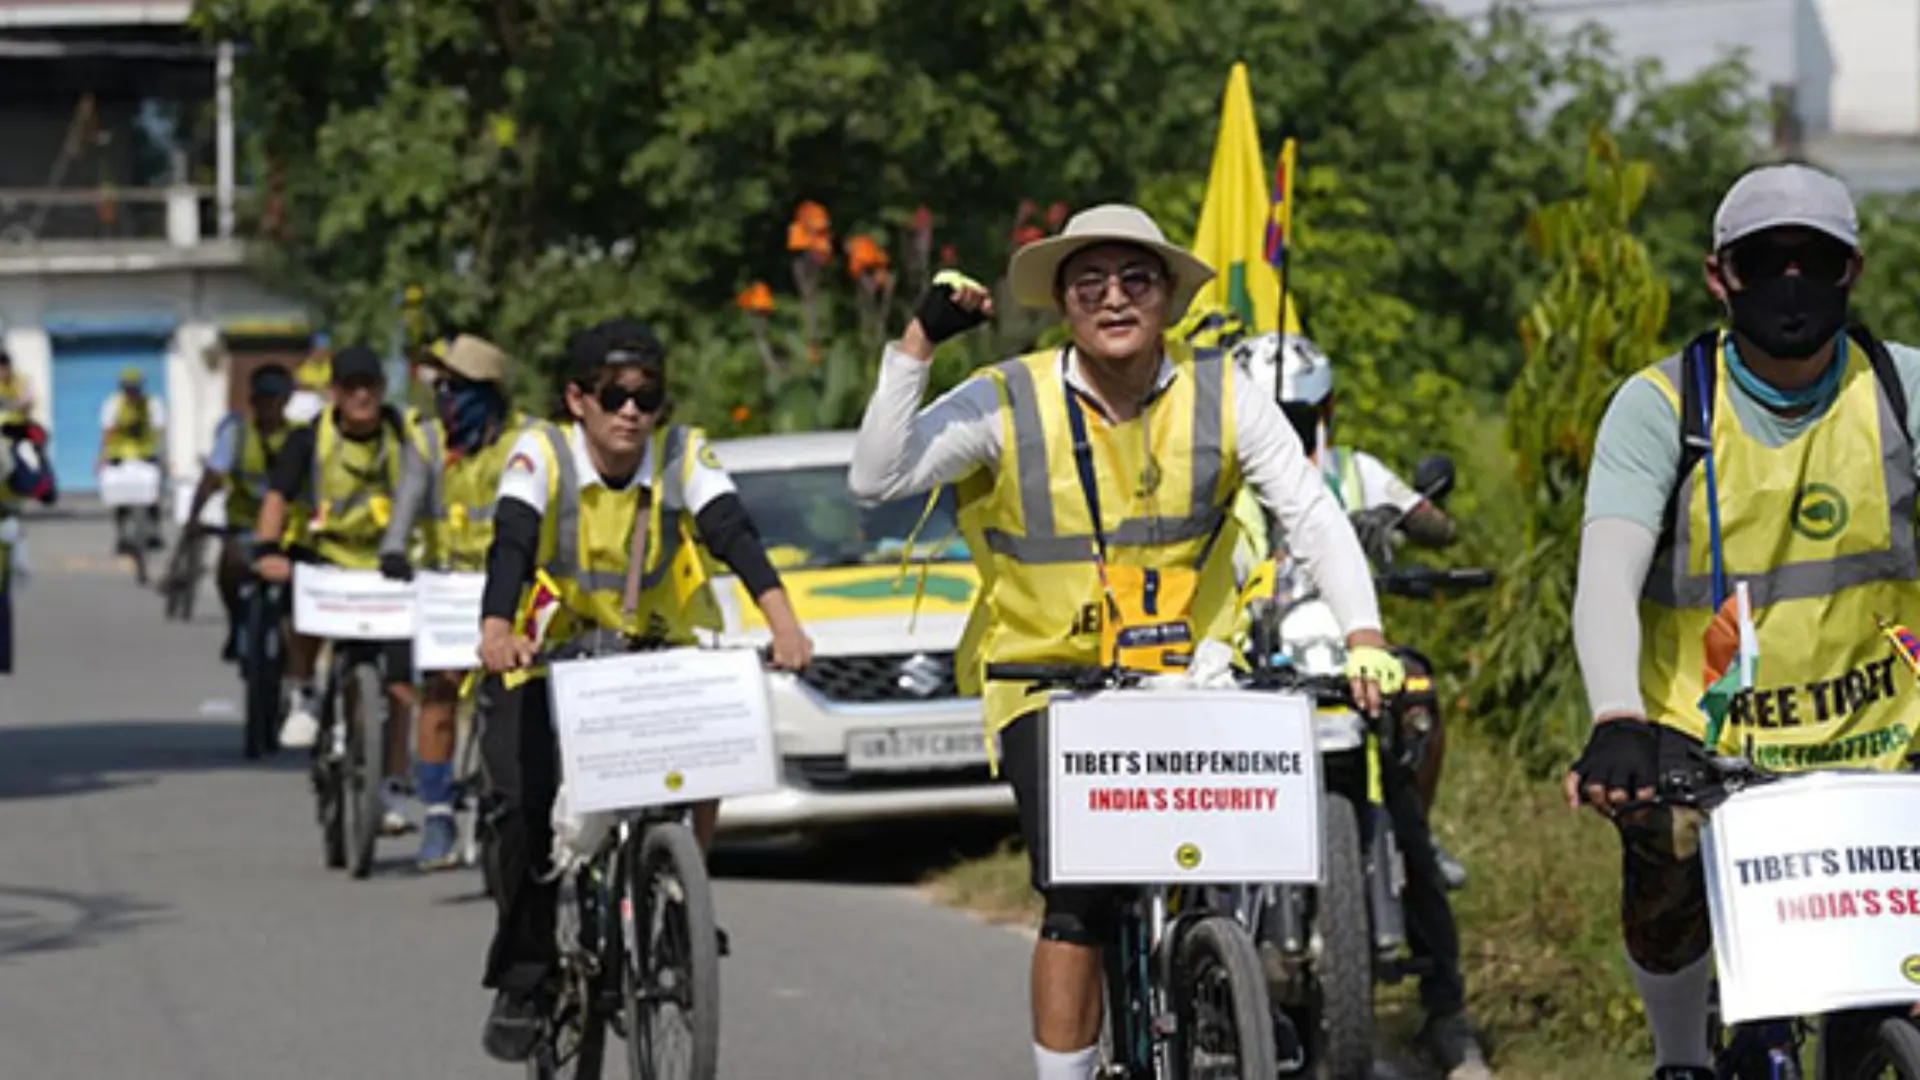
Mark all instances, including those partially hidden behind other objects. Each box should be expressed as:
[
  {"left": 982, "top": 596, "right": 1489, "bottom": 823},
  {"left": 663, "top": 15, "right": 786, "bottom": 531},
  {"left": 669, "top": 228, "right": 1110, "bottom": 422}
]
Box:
[
  {"left": 1188, "top": 62, "right": 1301, "bottom": 335},
  {"left": 1698, "top": 581, "right": 1758, "bottom": 751}
]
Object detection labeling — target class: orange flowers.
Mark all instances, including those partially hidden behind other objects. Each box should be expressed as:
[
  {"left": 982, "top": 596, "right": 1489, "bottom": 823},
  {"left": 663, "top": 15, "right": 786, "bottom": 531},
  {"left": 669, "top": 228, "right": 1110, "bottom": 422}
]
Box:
[
  {"left": 735, "top": 281, "right": 774, "bottom": 315},
  {"left": 845, "top": 235, "right": 890, "bottom": 283},
  {"left": 731, "top": 405, "right": 752, "bottom": 423},
  {"left": 787, "top": 201, "right": 832, "bottom": 264},
  {"left": 1012, "top": 225, "right": 1045, "bottom": 247}
]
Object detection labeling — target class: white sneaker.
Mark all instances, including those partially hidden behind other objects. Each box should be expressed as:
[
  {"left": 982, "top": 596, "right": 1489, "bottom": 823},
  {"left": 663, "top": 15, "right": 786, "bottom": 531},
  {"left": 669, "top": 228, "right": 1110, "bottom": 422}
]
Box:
[
  {"left": 279, "top": 697, "right": 321, "bottom": 749},
  {"left": 380, "top": 779, "right": 414, "bottom": 836}
]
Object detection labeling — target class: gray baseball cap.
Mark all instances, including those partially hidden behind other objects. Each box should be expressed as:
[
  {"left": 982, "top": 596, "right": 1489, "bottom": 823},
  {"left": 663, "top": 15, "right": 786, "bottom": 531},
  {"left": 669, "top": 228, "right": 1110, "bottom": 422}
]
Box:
[{"left": 1713, "top": 163, "right": 1860, "bottom": 251}]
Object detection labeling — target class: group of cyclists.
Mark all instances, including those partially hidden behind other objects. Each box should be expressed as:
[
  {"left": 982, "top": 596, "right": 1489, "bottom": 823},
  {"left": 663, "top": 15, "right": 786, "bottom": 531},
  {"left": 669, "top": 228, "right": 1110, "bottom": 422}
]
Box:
[{"left": 0, "top": 156, "right": 1897, "bottom": 1079}]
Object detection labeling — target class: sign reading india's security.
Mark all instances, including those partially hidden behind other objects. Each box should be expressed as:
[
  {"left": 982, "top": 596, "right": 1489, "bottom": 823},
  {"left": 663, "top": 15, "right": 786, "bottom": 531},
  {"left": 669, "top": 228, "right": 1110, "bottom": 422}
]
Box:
[
  {"left": 1042, "top": 689, "right": 1321, "bottom": 886},
  {"left": 1704, "top": 772, "right": 1920, "bottom": 1024}
]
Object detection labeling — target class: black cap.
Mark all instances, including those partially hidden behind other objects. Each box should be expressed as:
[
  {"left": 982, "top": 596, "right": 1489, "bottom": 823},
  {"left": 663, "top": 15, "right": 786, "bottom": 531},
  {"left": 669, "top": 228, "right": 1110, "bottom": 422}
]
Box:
[
  {"left": 249, "top": 363, "right": 294, "bottom": 399},
  {"left": 566, "top": 318, "right": 664, "bottom": 383},
  {"left": 330, "top": 345, "right": 385, "bottom": 385}
]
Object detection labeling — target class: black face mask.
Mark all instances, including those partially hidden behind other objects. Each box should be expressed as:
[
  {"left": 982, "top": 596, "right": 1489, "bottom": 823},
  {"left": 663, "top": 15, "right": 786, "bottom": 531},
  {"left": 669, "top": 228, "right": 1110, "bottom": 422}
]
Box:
[{"left": 1727, "top": 273, "right": 1851, "bottom": 361}]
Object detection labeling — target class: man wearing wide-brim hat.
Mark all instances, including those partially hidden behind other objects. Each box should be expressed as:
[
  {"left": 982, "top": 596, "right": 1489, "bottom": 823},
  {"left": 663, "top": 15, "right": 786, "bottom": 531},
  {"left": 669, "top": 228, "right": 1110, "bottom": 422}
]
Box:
[
  {"left": 850, "top": 204, "right": 1425, "bottom": 1078},
  {"left": 381, "top": 331, "right": 530, "bottom": 870}
]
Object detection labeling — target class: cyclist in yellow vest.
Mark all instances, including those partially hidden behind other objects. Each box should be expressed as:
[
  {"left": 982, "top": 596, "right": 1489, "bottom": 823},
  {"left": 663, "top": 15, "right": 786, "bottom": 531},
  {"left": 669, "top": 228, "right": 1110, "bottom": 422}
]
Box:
[
  {"left": 179, "top": 364, "right": 298, "bottom": 663},
  {"left": 97, "top": 366, "right": 167, "bottom": 554},
  {"left": 379, "top": 333, "right": 528, "bottom": 870},
  {"left": 0, "top": 349, "right": 35, "bottom": 419},
  {"left": 472, "top": 318, "right": 812, "bottom": 1062},
  {"left": 253, "top": 345, "right": 429, "bottom": 835},
  {"left": 848, "top": 204, "right": 1415, "bottom": 1080},
  {"left": 1570, "top": 165, "right": 1920, "bottom": 1080}
]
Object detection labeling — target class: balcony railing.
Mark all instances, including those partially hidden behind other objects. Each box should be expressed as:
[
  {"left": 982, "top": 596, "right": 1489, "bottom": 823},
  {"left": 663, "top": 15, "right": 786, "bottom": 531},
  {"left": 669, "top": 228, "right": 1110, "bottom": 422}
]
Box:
[{"left": 0, "top": 186, "right": 255, "bottom": 247}]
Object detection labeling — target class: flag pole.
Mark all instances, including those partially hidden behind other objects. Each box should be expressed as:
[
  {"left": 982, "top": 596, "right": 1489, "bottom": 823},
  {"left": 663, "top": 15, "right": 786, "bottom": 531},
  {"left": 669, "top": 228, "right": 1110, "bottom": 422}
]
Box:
[{"left": 1272, "top": 136, "right": 1297, "bottom": 406}]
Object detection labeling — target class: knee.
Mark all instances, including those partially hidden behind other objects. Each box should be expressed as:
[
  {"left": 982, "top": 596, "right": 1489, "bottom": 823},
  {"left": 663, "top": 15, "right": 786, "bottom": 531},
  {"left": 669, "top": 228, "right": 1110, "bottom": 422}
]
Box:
[
  {"left": 1620, "top": 831, "right": 1711, "bottom": 972},
  {"left": 1039, "top": 888, "right": 1116, "bottom": 946}
]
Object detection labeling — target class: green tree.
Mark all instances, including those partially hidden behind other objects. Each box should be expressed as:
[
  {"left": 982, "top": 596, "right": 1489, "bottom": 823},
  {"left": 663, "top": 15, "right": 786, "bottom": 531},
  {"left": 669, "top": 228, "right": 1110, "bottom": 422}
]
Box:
[{"left": 1472, "top": 130, "right": 1671, "bottom": 763}]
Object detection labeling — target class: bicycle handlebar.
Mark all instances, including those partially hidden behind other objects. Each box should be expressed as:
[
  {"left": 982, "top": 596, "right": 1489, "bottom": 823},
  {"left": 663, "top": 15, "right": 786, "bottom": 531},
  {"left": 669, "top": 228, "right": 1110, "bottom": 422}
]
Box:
[
  {"left": 982, "top": 661, "right": 1356, "bottom": 707},
  {"left": 1375, "top": 565, "right": 1497, "bottom": 600}
]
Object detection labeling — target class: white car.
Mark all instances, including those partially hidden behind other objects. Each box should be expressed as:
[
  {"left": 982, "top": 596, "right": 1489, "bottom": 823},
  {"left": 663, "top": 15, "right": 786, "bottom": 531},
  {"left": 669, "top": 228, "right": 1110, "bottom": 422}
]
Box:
[{"left": 704, "top": 430, "right": 1017, "bottom": 834}]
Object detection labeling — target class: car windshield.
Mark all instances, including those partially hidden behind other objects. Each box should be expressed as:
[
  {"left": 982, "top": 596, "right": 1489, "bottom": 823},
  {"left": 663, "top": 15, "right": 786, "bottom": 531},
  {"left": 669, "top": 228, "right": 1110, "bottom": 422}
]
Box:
[{"left": 731, "top": 464, "right": 969, "bottom": 570}]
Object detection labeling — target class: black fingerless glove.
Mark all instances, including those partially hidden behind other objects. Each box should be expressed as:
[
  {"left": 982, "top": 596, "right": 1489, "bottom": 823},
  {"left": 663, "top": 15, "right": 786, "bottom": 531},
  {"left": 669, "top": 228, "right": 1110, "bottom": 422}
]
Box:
[
  {"left": 913, "top": 270, "right": 990, "bottom": 345},
  {"left": 379, "top": 552, "right": 414, "bottom": 583},
  {"left": 1569, "top": 718, "right": 1661, "bottom": 798}
]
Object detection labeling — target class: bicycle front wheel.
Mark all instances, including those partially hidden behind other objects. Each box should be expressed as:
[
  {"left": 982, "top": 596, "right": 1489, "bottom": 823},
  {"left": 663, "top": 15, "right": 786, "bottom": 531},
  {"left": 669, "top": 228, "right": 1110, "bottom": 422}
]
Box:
[
  {"left": 622, "top": 821, "right": 719, "bottom": 1080},
  {"left": 1846, "top": 1017, "right": 1920, "bottom": 1078},
  {"left": 344, "top": 661, "right": 386, "bottom": 879},
  {"left": 242, "top": 593, "right": 283, "bottom": 760},
  {"left": 1172, "top": 914, "right": 1277, "bottom": 1080}
]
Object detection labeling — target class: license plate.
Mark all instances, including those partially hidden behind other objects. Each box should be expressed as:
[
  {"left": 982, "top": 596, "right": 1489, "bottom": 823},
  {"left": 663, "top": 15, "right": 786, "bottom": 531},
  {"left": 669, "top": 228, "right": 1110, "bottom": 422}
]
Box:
[{"left": 845, "top": 724, "right": 991, "bottom": 772}]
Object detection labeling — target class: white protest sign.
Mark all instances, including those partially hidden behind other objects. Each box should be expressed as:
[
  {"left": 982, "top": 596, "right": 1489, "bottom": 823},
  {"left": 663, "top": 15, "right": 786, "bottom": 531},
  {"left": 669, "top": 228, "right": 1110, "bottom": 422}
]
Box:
[
  {"left": 548, "top": 647, "right": 778, "bottom": 815},
  {"left": 1043, "top": 689, "right": 1322, "bottom": 886},
  {"left": 413, "top": 571, "right": 486, "bottom": 671},
  {"left": 99, "top": 460, "right": 163, "bottom": 508},
  {"left": 172, "top": 471, "right": 227, "bottom": 529},
  {"left": 1705, "top": 771, "right": 1920, "bottom": 1024},
  {"left": 292, "top": 563, "right": 416, "bottom": 640}
]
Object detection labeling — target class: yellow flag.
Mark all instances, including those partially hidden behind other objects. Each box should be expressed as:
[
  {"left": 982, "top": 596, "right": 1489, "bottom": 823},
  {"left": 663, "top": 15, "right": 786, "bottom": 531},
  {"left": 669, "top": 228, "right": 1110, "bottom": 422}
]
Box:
[{"left": 1189, "top": 63, "right": 1300, "bottom": 335}]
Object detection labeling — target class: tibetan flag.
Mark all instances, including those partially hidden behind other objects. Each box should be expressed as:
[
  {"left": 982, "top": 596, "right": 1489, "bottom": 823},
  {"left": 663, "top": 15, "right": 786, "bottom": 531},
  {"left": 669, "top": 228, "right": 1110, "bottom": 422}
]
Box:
[
  {"left": 1189, "top": 63, "right": 1300, "bottom": 335},
  {"left": 1698, "top": 582, "right": 1758, "bottom": 749},
  {"left": 1879, "top": 616, "right": 1920, "bottom": 678},
  {"left": 516, "top": 568, "right": 566, "bottom": 648},
  {"left": 1264, "top": 138, "right": 1296, "bottom": 271}
]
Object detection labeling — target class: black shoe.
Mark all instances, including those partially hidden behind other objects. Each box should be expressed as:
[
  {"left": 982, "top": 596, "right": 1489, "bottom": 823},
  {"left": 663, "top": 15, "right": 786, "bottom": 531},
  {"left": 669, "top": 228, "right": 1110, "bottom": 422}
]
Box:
[
  {"left": 1418, "top": 1010, "right": 1492, "bottom": 1079},
  {"left": 482, "top": 989, "right": 544, "bottom": 1064},
  {"left": 716, "top": 925, "right": 731, "bottom": 958},
  {"left": 1652, "top": 1069, "right": 1716, "bottom": 1080}
]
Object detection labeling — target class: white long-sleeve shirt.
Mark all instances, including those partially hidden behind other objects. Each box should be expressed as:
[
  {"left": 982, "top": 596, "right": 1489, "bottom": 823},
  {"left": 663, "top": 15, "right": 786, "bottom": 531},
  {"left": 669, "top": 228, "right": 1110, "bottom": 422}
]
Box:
[{"left": 849, "top": 343, "right": 1382, "bottom": 635}]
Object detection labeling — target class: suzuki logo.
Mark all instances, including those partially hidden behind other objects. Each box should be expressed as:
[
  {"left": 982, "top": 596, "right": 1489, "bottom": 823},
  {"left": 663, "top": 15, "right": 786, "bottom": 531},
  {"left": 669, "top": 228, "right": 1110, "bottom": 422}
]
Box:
[{"left": 895, "top": 653, "right": 947, "bottom": 698}]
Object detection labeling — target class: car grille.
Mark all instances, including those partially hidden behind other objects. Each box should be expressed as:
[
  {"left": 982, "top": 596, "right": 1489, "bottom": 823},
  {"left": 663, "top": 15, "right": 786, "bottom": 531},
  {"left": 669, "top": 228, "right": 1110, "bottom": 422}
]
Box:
[
  {"left": 799, "top": 652, "right": 961, "bottom": 703},
  {"left": 785, "top": 756, "right": 997, "bottom": 791}
]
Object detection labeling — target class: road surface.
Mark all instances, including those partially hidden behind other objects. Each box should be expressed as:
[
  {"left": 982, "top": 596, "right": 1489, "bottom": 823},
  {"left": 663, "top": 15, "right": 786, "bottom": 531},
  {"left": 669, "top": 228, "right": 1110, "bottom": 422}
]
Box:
[{"left": 0, "top": 514, "right": 1034, "bottom": 1080}]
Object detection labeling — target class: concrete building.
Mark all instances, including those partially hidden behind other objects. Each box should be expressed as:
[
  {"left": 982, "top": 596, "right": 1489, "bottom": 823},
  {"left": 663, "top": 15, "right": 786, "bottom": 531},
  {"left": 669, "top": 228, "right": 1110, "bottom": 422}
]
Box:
[
  {"left": 1436, "top": 0, "right": 1920, "bottom": 194},
  {"left": 0, "top": 0, "right": 313, "bottom": 495}
]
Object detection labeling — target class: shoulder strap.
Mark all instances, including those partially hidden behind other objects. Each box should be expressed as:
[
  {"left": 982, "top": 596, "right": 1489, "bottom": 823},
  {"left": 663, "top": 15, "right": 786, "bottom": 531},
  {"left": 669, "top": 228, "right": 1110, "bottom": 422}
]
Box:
[
  {"left": 1656, "top": 331, "right": 1723, "bottom": 556},
  {"left": 1850, "top": 322, "right": 1911, "bottom": 440}
]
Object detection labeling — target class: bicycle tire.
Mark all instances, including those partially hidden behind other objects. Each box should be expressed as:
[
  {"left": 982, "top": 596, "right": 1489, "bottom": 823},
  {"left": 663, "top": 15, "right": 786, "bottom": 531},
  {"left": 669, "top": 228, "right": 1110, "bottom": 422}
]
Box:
[
  {"left": 346, "top": 660, "right": 386, "bottom": 879},
  {"left": 528, "top": 1013, "right": 609, "bottom": 1080},
  {"left": 1171, "top": 914, "right": 1277, "bottom": 1080},
  {"left": 242, "top": 592, "right": 283, "bottom": 760},
  {"left": 1310, "top": 792, "right": 1374, "bottom": 1080},
  {"left": 622, "top": 822, "right": 720, "bottom": 1080},
  {"left": 1844, "top": 1018, "right": 1920, "bottom": 1078}
]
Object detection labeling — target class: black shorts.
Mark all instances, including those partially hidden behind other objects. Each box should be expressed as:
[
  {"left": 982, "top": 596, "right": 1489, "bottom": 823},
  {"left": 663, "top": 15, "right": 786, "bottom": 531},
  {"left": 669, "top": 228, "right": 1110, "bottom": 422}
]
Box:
[{"left": 1001, "top": 711, "right": 1118, "bottom": 946}]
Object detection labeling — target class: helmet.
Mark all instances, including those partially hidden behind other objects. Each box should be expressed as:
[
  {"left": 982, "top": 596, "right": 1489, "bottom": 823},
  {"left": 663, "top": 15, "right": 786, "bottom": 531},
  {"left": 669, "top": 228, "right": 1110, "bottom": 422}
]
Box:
[{"left": 1230, "top": 332, "right": 1333, "bottom": 405}]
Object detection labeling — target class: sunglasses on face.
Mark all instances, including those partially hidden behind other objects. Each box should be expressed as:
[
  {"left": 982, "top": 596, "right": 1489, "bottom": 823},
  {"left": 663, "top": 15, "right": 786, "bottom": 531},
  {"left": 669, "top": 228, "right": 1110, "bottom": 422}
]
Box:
[
  {"left": 1727, "top": 237, "right": 1854, "bottom": 286},
  {"left": 335, "top": 376, "right": 382, "bottom": 395},
  {"left": 590, "top": 380, "right": 664, "bottom": 414},
  {"left": 1067, "top": 265, "right": 1165, "bottom": 309}
]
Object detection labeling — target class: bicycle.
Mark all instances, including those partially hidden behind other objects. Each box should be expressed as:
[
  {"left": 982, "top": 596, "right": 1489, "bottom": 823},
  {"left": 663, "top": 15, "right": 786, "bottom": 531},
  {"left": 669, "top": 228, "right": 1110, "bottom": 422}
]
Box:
[
  {"left": 236, "top": 572, "right": 287, "bottom": 760},
  {"left": 983, "top": 659, "right": 1340, "bottom": 1080},
  {"left": 523, "top": 635, "right": 762, "bottom": 1080},
  {"left": 1617, "top": 746, "right": 1920, "bottom": 1079},
  {"left": 313, "top": 637, "right": 399, "bottom": 879},
  {"left": 160, "top": 528, "right": 208, "bottom": 622}
]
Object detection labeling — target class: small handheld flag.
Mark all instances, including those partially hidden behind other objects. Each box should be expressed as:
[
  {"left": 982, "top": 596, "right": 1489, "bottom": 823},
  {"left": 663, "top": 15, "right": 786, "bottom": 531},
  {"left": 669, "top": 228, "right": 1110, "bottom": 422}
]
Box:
[
  {"left": 1878, "top": 614, "right": 1920, "bottom": 677},
  {"left": 1698, "top": 581, "right": 1758, "bottom": 752}
]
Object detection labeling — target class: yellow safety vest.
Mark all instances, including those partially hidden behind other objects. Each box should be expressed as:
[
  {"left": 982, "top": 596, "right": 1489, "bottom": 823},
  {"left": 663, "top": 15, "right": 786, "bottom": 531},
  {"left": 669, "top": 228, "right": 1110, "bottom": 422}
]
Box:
[
  {"left": 507, "top": 421, "right": 721, "bottom": 686},
  {"left": 952, "top": 344, "right": 1245, "bottom": 766},
  {"left": 1639, "top": 335, "right": 1920, "bottom": 772},
  {"left": 297, "top": 407, "right": 423, "bottom": 570},
  {"left": 105, "top": 394, "right": 158, "bottom": 460},
  {"left": 423, "top": 411, "right": 530, "bottom": 572},
  {"left": 0, "top": 372, "right": 24, "bottom": 416},
  {"left": 225, "top": 417, "right": 295, "bottom": 529}
]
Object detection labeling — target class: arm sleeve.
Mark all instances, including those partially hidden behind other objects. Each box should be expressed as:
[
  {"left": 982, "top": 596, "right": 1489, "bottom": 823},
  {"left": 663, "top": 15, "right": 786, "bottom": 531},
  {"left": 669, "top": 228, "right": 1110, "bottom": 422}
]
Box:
[
  {"left": 380, "top": 444, "right": 433, "bottom": 560},
  {"left": 693, "top": 493, "right": 782, "bottom": 597},
  {"left": 99, "top": 395, "right": 118, "bottom": 431},
  {"left": 1235, "top": 391, "right": 1382, "bottom": 633},
  {"left": 1583, "top": 375, "right": 1682, "bottom": 531},
  {"left": 268, "top": 427, "right": 316, "bottom": 500},
  {"left": 482, "top": 498, "right": 542, "bottom": 621},
  {"left": 1353, "top": 452, "right": 1424, "bottom": 514},
  {"left": 847, "top": 344, "right": 1003, "bottom": 501},
  {"left": 204, "top": 415, "right": 241, "bottom": 475},
  {"left": 495, "top": 428, "right": 552, "bottom": 513},
  {"left": 1572, "top": 517, "right": 1658, "bottom": 719},
  {"left": 1882, "top": 343, "right": 1920, "bottom": 480}
]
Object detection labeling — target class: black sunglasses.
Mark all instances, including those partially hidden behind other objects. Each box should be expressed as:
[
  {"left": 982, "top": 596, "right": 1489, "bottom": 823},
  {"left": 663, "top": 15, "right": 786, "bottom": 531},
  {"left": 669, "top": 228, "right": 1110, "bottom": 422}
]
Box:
[
  {"left": 590, "top": 381, "right": 665, "bottom": 414},
  {"left": 1067, "top": 265, "right": 1165, "bottom": 309},
  {"left": 1728, "top": 236, "right": 1854, "bottom": 286}
]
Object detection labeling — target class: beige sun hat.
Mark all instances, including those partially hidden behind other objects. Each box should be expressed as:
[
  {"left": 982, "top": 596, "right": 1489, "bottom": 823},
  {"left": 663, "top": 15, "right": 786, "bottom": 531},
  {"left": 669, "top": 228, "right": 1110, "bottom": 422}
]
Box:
[
  {"left": 1006, "top": 203, "right": 1215, "bottom": 317},
  {"left": 440, "top": 334, "right": 511, "bottom": 382}
]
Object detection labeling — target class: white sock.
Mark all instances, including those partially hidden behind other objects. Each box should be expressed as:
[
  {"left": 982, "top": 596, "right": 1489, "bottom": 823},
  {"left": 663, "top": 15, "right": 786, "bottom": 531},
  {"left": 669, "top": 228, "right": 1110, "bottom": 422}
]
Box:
[
  {"left": 1630, "top": 952, "right": 1712, "bottom": 1067},
  {"left": 1033, "top": 1043, "right": 1099, "bottom": 1080}
]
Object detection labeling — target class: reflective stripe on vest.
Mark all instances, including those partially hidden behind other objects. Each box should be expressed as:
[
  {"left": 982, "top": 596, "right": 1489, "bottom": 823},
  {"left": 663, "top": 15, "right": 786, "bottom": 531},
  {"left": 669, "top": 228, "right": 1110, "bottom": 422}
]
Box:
[
  {"left": 980, "top": 351, "right": 1228, "bottom": 564},
  {"left": 1636, "top": 340, "right": 1920, "bottom": 768},
  {"left": 535, "top": 422, "right": 684, "bottom": 594}
]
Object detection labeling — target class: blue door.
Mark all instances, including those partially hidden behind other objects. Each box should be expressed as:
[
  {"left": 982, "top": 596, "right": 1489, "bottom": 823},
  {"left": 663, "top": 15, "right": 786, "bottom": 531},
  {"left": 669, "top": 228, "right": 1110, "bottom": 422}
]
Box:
[{"left": 50, "top": 336, "right": 170, "bottom": 494}]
